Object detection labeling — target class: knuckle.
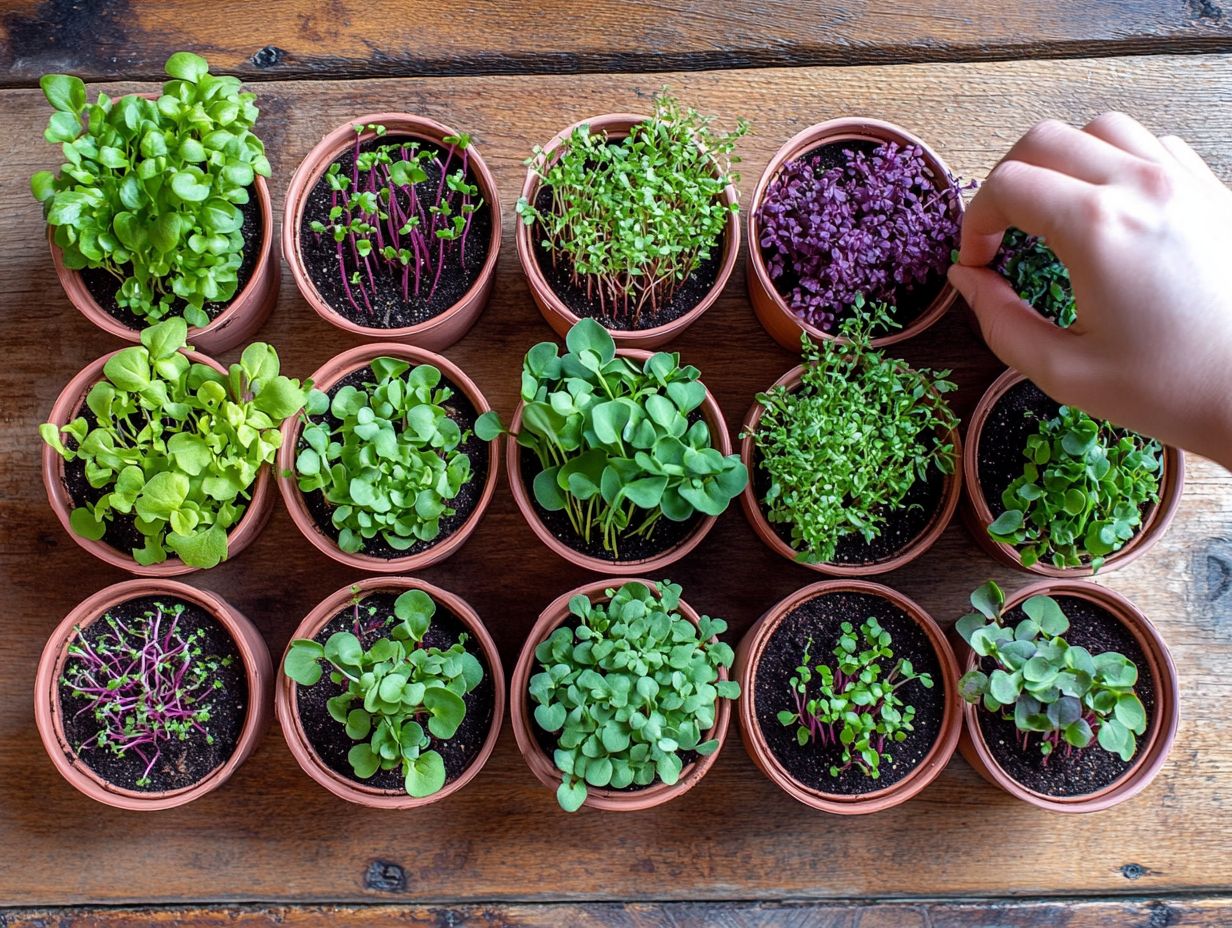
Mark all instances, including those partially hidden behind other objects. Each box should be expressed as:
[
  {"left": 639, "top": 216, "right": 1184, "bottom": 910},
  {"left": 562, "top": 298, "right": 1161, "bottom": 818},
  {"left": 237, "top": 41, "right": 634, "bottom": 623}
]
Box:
[
  {"left": 1076, "top": 188, "right": 1112, "bottom": 226},
  {"left": 1131, "top": 160, "right": 1174, "bottom": 199},
  {"left": 1087, "top": 110, "right": 1133, "bottom": 132},
  {"left": 1023, "top": 119, "right": 1069, "bottom": 149}
]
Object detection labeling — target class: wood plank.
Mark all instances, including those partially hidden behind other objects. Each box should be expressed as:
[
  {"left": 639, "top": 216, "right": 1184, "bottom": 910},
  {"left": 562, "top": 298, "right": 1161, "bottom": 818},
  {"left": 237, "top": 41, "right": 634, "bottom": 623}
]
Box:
[
  {"left": 0, "top": 55, "right": 1230, "bottom": 906},
  {"left": 2, "top": 0, "right": 1232, "bottom": 88}
]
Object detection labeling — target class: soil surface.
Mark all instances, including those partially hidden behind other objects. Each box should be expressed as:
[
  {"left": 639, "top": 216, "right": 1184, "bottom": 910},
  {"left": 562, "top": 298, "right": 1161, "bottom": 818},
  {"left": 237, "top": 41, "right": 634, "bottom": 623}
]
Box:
[
  {"left": 294, "top": 591, "right": 495, "bottom": 791},
  {"left": 298, "top": 364, "right": 489, "bottom": 559},
  {"left": 754, "top": 590, "right": 944, "bottom": 796},
  {"left": 976, "top": 595, "right": 1157, "bottom": 797},
  {"left": 80, "top": 190, "right": 261, "bottom": 329},
  {"left": 58, "top": 595, "right": 246, "bottom": 793},
  {"left": 299, "top": 135, "right": 492, "bottom": 329}
]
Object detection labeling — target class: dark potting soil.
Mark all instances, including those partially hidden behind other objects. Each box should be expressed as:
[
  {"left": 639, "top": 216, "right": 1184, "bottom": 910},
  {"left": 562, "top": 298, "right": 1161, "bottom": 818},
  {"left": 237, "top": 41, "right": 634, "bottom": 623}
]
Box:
[
  {"left": 976, "top": 596, "right": 1157, "bottom": 797},
  {"left": 79, "top": 190, "right": 262, "bottom": 330},
  {"left": 529, "top": 182, "right": 725, "bottom": 332},
  {"left": 298, "top": 135, "right": 493, "bottom": 329},
  {"left": 299, "top": 365, "right": 489, "bottom": 560},
  {"left": 57, "top": 595, "right": 246, "bottom": 793},
  {"left": 294, "top": 591, "right": 495, "bottom": 791},
  {"left": 518, "top": 445, "right": 702, "bottom": 563},
  {"left": 753, "top": 590, "right": 944, "bottom": 795},
  {"left": 761, "top": 139, "right": 951, "bottom": 333}
]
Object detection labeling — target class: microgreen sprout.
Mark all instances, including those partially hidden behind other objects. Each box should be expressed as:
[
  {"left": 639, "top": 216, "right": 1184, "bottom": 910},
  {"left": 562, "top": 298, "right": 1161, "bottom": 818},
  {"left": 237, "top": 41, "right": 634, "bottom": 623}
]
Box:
[
  {"left": 996, "top": 228, "right": 1076, "bottom": 328},
  {"left": 528, "top": 580, "right": 739, "bottom": 811},
  {"left": 284, "top": 588, "right": 483, "bottom": 798},
  {"left": 957, "top": 581, "right": 1147, "bottom": 763},
  {"left": 60, "top": 600, "right": 234, "bottom": 787}
]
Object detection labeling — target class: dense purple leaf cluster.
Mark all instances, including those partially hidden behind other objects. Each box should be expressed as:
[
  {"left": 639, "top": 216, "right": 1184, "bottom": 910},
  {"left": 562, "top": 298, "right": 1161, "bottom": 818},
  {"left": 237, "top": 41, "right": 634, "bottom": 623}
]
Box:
[{"left": 757, "top": 141, "right": 963, "bottom": 331}]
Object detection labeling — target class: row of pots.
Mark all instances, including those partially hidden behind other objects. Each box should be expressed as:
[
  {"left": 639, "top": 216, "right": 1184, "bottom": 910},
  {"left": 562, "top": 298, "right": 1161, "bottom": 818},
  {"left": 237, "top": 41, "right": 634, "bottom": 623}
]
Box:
[
  {"left": 51, "top": 111, "right": 962, "bottom": 356},
  {"left": 36, "top": 574, "right": 1178, "bottom": 814}
]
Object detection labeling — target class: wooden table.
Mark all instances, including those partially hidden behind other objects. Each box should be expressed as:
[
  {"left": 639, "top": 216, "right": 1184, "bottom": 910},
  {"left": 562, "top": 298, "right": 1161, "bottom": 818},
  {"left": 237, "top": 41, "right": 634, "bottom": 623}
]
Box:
[{"left": 2, "top": 4, "right": 1230, "bottom": 925}]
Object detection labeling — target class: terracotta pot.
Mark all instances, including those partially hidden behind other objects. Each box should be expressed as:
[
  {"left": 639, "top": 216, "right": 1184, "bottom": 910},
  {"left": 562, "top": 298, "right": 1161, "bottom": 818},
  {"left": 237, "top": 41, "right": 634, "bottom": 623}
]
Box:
[
  {"left": 738, "top": 363, "right": 961, "bottom": 575},
  {"left": 41, "top": 347, "right": 275, "bottom": 576},
  {"left": 747, "top": 117, "right": 963, "bottom": 351},
  {"left": 955, "top": 579, "right": 1178, "bottom": 812},
  {"left": 283, "top": 113, "right": 501, "bottom": 350},
  {"left": 515, "top": 113, "right": 740, "bottom": 349},
  {"left": 510, "top": 577, "right": 733, "bottom": 811},
  {"left": 506, "top": 348, "right": 733, "bottom": 574},
  {"left": 276, "top": 577, "right": 505, "bottom": 808},
  {"left": 962, "top": 368, "right": 1184, "bottom": 577},
  {"left": 48, "top": 91, "right": 278, "bottom": 355},
  {"left": 734, "top": 579, "right": 961, "bottom": 813},
  {"left": 33, "top": 579, "right": 272, "bottom": 811},
  {"left": 277, "top": 343, "right": 499, "bottom": 572}
]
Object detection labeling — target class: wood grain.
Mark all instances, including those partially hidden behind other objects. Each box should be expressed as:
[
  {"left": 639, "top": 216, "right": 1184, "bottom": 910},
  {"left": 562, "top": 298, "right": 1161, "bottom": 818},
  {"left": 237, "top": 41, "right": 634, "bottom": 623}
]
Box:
[
  {"left": 1, "top": 55, "right": 1230, "bottom": 906},
  {"left": 1, "top": 0, "right": 1231, "bottom": 87}
]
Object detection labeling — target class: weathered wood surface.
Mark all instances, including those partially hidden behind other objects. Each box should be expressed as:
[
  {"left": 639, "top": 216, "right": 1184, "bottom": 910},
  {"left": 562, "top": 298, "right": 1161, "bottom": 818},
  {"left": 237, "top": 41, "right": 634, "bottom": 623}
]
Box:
[
  {"left": 0, "top": 55, "right": 1230, "bottom": 907},
  {"left": 4, "top": 897, "right": 1231, "bottom": 927},
  {"left": 2, "top": 0, "right": 1232, "bottom": 87}
]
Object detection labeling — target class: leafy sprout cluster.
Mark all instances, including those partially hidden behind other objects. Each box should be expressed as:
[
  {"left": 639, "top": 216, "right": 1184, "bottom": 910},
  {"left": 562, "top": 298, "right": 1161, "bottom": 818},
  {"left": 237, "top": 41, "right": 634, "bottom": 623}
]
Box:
[
  {"left": 32, "top": 52, "right": 271, "bottom": 328},
  {"left": 308, "top": 124, "right": 482, "bottom": 324},
  {"left": 988, "top": 405, "right": 1162, "bottom": 571},
  {"left": 957, "top": 581, "right": 1147, "bottom": 763},
  {"left": 476, "top": 319, "right": 747, "bottom": 558},
  {"left": 516, "top": 90, "right": 747, "bottom": 327},
  {"left": 748, "top": 298, "right": 958, "bottom": 564},
  {"left": 61, "top": 600, "right": 233, "bottom": 787},
  {"left": 778, "top": 616, "right": 933, "bottom": 780},
  {"left": 528, "top": 580, "right": 739, "bottom": 812},
  {"left": 283, "top": 588, "right": 483, "bottom": 798},
  {"left": 40, "top": 318, "right": 308, "bottom": 568},
  {"left": 294, "top": 357, "right": 476, "bottom": 555},
  {"left": 757, "top": 141, "right": 964, "bottom": 332},
  {"left": 996, "top": 228, "right": 1076, "bottom": 328}
]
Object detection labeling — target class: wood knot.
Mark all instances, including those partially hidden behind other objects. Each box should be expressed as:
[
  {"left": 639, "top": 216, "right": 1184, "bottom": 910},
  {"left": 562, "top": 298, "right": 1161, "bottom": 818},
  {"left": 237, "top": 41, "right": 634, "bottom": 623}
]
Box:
[
  {"left": 364, "top": 859, "right": 407, "bottom": 892},
  {"left": 250, "top": 45, "right": 287, "bottom": 68},
  {"left": 1121, "top": 862, "right": 1148, "bottom": 879}
]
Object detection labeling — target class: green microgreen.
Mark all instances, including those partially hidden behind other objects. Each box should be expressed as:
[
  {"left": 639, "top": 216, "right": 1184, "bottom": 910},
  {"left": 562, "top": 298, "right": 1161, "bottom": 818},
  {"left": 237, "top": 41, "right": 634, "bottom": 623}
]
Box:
[{"left": 996, "top": 228, "right": 1076, "bottom": 328}]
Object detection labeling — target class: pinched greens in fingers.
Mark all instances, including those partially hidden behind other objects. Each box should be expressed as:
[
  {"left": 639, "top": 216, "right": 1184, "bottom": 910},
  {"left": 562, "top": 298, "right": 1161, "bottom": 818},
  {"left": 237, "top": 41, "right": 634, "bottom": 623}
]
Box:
[
  {"left": 283, "top": 588, "right": 484, "bottom": 798},
  {"left": 40, "top": 318, "right": 307, "bottom": 568},
  {"left": 476, "top": 319, "right": 747, "bottom": 557},
  {"left": 996, "top": 228, "right": 1076, "bottom": 328}
]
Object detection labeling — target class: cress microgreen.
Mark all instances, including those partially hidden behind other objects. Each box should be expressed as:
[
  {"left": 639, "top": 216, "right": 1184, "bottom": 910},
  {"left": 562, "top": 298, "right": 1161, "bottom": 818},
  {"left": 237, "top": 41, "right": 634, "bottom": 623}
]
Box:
[
  {"left": 283, "top": 588, "right": 484, "bottom": 798},
  {"left": 996, "top": 228, "right": 1076, "bottom": 328},
  {"left": 957, "top": 581, "right": 1147, "bottom": 763},
  {"left": 747, "top": 297, "right": 958, "bottom": 564},
  {"left": 475, "top": 319, "right": 747, "bottom": 558},
  {"left": 778, "top": 617, "right": 933, "bottom": 780},
  {"left": 293, "top": 357, "right": 476, "bottom": 554},
  {"left": 527, "top": 580, "right": 739, "bottom": 812},
  {"left": 516, "top": 90, "right": 747, "bottom": 327},
  {"left": 32, "top": 52, "right": 272, "bottom": 328},
  {"left": 39, "top": 317, "right": 307, "bottom": 568},
  {"left": 988, "top": 405, "right": 1162, "bottom": 571}
]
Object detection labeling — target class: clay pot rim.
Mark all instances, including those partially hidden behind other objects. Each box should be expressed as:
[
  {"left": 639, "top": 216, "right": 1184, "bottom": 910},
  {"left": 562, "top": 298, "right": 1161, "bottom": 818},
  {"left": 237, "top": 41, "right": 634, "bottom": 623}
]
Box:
[
  {"left": 962, "top": 368, "right": 1185, "bottom": 577},
  {"left": 738, "top": 578, "right": 962, "bottom": 813},
  {"left": 509, "top": 577, "right": 732, "bottom": 811},
  {"left": 505, "top": 347, "right": 730, "bottom": 575},
  {"left": 34, "top": 579, "right": 266, "bottom": 811},
  {"left": 274, "top": 576, "right": 506, "bottom": 808},
  {"left": 275, "top": 342, "right": 501, "bottom": 572},
  {"left": 514, "top": 112, "right": 741, "bottom": 344},
  {"left": 738, "top": 363, "right": 962, "bottom": 576},
  {"left": 41, "top": 346, "right": 273, "bottom": 577},
  {"left": 958, "top": 579, "right": 1179, "bottom": 811},
  {"left": 746, "top": 116, "right": 962, "bottom": 349},
  {"left": 282, "top": 112, "right": 502, "bottom": 340}
]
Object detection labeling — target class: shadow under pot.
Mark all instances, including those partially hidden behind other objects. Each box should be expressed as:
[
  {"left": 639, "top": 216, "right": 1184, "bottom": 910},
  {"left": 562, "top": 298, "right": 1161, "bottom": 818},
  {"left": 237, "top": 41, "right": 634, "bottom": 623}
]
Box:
[
  {"left": 41, "top": 345, "right": 275, "bottom": 576},
  {"left": 739, "top": 363, "right": 961, "bottom": 575},
  {"left": 515, "top": 113, "right": 741, "bottom": 349},
  {"left": 34, "top": 579, "right": 272, "bottom": 811},
  {"left": 954, "top": 580, "right": 1178, "bottom": 813},
  {"left": 962, "top": 369, "right": 1184, "bottom": 577},
  {"left": 734, "top": 579, "right": 961, "bottom": 813},
  {"left": 747, "top": 117, "right": 963, "bottom": 350},
  {"left": 283, "top": 113, "right": 501, "bottom": 350},
  {"left": 277, "top": 343, "right": 500, "bottom": 572},
  {"left": 276, "top": 577, "right": 505, "bottom": 808},
  {"left": 509, "top": 577, "right": 736, "bottom": 811}
]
